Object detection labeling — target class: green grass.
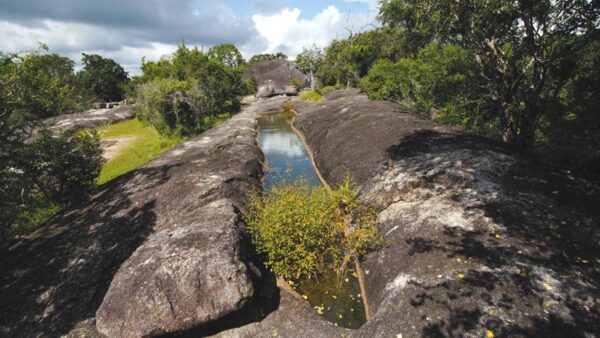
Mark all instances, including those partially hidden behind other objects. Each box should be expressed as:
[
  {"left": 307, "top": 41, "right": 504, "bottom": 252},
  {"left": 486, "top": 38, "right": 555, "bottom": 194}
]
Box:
[
  {"left": 299, "top": 90, "right": 324, "bottom": 102},
  {"left": 94, "top": 119, "right": 184, "bottom": 185},
  {"left": 94, "top": 114, "right": 231, "bottom": 185}
]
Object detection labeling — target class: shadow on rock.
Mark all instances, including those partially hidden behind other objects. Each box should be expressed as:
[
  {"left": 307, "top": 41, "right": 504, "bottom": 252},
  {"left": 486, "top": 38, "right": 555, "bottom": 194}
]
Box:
[
  {"left": 379, "top": 130, "right": 600, "bottom": 337},
  {"left": 0, "top": 165, "right": 174, "bottom": 337},
  {"left": 160, "top": 267, "right": 281, "bottom": 338}
]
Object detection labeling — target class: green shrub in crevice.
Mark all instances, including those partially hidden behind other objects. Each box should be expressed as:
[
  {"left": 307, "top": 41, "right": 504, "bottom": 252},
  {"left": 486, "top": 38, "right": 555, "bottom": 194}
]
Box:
[
  {"left": 245, "top": 177, "right": 380, "bottom": 281},
  {"left": 299, "top": 90, "right": 324, "bottom": 103}
]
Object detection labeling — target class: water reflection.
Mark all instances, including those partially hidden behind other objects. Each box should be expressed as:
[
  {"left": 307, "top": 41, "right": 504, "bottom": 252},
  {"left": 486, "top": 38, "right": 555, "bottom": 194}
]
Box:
[{"left": 257, "top": 113, "right": 320, "bottom": 190}]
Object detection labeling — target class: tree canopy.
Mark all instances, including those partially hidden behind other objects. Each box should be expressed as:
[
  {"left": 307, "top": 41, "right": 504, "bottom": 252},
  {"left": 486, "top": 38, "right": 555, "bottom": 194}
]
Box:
[{"left": 78, "top": 53, "right": 129, "bottom": 102}]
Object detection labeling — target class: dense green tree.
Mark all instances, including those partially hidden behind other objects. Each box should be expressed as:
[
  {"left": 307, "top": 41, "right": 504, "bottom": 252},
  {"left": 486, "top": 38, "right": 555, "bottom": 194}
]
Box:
[
  {"left": 208, "top": 44, "right": 245, "bottom": 68},
  {"left": 296, "top": 45, "right": 324, "bottom": 90},
  {"left": 0, "top": 49, "right": 103, "bottom": 243},
  {"left": 247, "top": 52, "right": 287, "bottom": 65},
  {"left": 318, "top": 28, "right": 411, "bottom": 87},
  {"left": 2, "top": 46, "right": 82, "bottom": 120},
  {"left": 361, "top": 42, "right": 486, "bottom": 129},
  {"left": 78, "top": 53, "right": 129, "bottom": 102},
  {"left": 379, "top": 0, "right": 600, "bottom": 148},
  {"left": 135, "top": 44, "right": 242, "bottom": 136}
]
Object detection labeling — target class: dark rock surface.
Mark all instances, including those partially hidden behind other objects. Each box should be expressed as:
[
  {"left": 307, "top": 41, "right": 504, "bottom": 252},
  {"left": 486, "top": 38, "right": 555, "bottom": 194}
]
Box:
[
  {"left": 293, "top": 91, "right": 600, "bottom": 337},
  {"left": 44, "top": 104, "right": 135, "bottom": 134},
  {"left": 243, "top": 60, "right": 309, "bottom": 98},
  {"left": 0, "top": 104, "right": 263, "bottom": 337}
]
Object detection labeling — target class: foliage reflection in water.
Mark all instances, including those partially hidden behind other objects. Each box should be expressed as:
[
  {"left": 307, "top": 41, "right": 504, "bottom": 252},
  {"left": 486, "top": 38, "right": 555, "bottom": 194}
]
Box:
[{"left": 257, "top": 112, "right": 366, "bottom": 329}]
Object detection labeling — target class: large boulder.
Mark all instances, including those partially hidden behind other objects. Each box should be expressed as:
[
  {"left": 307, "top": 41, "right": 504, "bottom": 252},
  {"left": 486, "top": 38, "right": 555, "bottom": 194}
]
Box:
[
  {"left": 293, "top": 91, "right": 600, "bottom": 337},
  {"left": 44, "top": 104, "right": 135, "bottom": 134},
  {"left": 243, "top": 60, "right": 309, "bottom": 98},
  {"left": 95, "top": 200, "right": 254, "bottom": 337}
]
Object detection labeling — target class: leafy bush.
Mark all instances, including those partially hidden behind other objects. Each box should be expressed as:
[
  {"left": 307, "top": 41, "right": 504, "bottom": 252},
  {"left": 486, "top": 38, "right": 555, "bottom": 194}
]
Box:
[
  {"left": 246, "top": 178, "right": 380, "bottom": 281},
  {"left": 135, "top": 78, "right": 193, "bottom": 135},
  {"left": 77, "top": 53, "right": 129, "bottom": 103},
  {"left": 361, "top": 42, "right": 486, "bottom": 130},
  {"left": 135, "top": 44, "right": 240, "bottom": 136},
  {"left": 299, "top": 90, "right": 324, "bottom": 103},
  {"left": 360, "top": 58, "right": 414, "bottom": 105},
  {"left": 1, "top": 128, "right": 103, "bottom": 242},
  {"left": 2, "top": 47, "right": 85, "bottom": 120},
  {"left": 320, "top": 84, "right": 345, "bottom": 94},
  {"left": 243, "top": 78, "right": 257, "bottom": 95}
]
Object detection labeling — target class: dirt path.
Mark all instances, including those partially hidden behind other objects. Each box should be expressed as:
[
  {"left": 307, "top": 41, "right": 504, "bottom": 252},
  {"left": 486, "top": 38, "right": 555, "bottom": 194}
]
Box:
[{"left": 100, "top": 136, "right": 139, "bottom": 161}]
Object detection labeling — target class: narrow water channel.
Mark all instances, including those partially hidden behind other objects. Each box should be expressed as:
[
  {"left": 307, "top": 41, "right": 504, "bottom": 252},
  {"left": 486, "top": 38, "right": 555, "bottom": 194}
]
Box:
[{"left": 257, "top": 111, "right": 366, "bottom": 329}]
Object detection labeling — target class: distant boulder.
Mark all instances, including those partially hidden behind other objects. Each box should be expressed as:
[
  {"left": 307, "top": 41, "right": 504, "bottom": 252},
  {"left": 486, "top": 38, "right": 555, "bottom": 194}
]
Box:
[{"left": 243, "top": 60, "right": 309, "bottom": 98}]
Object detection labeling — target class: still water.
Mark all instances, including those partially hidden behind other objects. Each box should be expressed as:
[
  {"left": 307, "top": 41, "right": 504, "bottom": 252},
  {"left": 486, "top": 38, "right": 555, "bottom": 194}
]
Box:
[
  {"left": 257, "top": 112, "right": 366, "bottom": 329},
  {"left": 257, "top": 111, "right": 320, "bottom": 190}
]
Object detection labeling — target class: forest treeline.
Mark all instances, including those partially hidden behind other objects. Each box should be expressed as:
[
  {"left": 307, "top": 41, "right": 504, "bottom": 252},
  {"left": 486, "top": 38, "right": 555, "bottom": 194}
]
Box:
[{"left": 0, "top": 43, "right": 264, "bottom": 242}]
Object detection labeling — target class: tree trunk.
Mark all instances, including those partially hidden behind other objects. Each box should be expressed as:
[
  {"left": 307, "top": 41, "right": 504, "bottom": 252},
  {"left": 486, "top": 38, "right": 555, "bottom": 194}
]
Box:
[{"left": 310, "top": 70, "right": 315, "bottom": 91}]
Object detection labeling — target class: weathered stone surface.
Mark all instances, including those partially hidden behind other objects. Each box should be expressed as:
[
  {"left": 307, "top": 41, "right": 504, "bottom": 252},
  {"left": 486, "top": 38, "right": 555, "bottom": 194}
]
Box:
[
  {"left": 95, "top": 200, "right": 254, "bottom": 337},
  {"left": 44, "top": 104, "right": 135, "bottom": 134},
  {"left": 0, "top": 103, "right": 264, "bottom": 337},
  {"left": 284, "top": 85, "right": 298, "bottom": 96},
  {"left": 243, "top": 60, "right": 309, "bottom": 98},
  {"left": 256, "top": 84, "right": 275, "bottom": 98},
  {"left": 293, "top": 91, "right": 600, "bottom": 337}
]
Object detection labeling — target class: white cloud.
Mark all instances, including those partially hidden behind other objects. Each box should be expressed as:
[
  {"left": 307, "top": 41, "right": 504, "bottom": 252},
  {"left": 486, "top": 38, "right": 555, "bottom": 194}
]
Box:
[
  {"left": 344, "top": 0, "right": 380, "bottom": 10},
  {"left": 0, "top": 19, "right": 179, "bottom": 74},
  {"left": 0, "top": 2, "right": 378, "bottom": 74},
  {"left": 251, "top": 5, "right": 376, "bottom": 59}
]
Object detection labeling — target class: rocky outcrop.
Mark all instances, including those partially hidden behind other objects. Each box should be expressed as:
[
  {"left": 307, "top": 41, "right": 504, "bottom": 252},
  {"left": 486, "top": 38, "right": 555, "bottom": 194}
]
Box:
[
  {"left": 95, "top": 201, "right": 254, "bottom": 337},
  {"left": 243, "top": 60, "right": 309, "bottom": 98},
  {"left": 293, "top": 91, "right": 600, "bottom": 337},
  {"left": 44, "top": 104, "right": 135, "bottom": 135},
  {"left": 0, "top": 103, "right": 264, "bottom": 337}
]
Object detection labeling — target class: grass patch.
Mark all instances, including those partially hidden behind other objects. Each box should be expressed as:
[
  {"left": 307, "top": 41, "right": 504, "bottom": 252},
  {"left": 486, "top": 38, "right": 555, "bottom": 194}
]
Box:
[
  {"left": 95, "top": 114, "right": 230, "bottom": 185},
  {"left": 299, "top": 90, "right": 324, "bottom": 102},
  {"left": 320, "top": 84, "right": 347, "bottom": 94},
  {"left": 94, "top": 119, "right": 184, "bottom": 185}
]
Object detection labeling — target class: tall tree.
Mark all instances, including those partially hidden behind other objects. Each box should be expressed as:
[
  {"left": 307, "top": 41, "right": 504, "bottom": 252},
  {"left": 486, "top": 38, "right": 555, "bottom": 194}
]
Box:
[
  {"left": 296, "top": 45, "right": 324, "bottom": 91},
  {"left": 379, "top": 0, "right": 600, "bottom": 148},
  {"left": 208, "top": 44, "right": 245, "bottom": 68},
  {"left": 5, "top": 47, "right": 80, "bottom": 119},
  {"left": 0, "top": 48, "right": 103, "bottom": 243},
  {"left": 78, "top": 53, "right": 129, "bottom": 102}
]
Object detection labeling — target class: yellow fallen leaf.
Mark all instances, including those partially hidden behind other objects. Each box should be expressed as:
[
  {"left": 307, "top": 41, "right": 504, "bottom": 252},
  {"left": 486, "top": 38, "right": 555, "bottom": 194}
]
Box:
[
  {"left": 458, "top": 272, "right": 465, "bottom": 279},
  {"left": 486, "top": 329, "right": 494, "bottom": 338}
]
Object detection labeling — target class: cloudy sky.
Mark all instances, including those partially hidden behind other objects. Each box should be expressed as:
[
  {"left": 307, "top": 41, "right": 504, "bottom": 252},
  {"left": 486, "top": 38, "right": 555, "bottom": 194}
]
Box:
[{"left": 0, "top": 0, "right": 379, "bottom": 75}]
